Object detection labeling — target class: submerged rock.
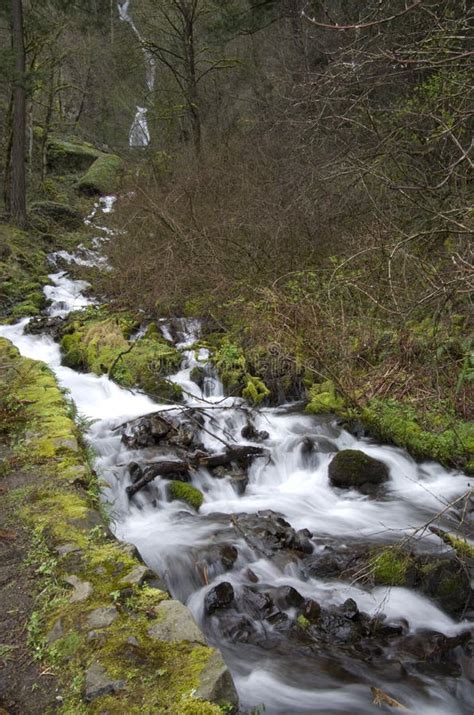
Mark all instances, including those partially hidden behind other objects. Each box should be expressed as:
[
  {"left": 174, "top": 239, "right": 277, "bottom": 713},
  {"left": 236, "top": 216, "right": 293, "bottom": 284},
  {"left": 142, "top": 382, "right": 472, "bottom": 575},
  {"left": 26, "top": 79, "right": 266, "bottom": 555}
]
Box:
[
  {"left": 205, "top": 582, "right": 235, "bottom": 615},
  {"left": 328, "top": 449, "right": 389, "bottom": 491}
]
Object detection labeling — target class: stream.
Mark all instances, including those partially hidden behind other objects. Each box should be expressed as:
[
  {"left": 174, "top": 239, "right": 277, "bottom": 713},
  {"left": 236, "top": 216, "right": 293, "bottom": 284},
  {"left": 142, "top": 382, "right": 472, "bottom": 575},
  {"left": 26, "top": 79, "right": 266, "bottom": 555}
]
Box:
[{"left": 0, "top": 197, "right": 473, "bottom": 714}]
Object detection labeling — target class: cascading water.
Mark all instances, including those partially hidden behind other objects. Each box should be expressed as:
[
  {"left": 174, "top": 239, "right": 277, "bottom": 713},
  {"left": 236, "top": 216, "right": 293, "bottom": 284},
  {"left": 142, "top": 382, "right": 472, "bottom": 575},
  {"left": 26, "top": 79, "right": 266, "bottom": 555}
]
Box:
[
  {"left": 118, "top": 0, "right": 155, "bottom": 147},
  {"left": 0, "top": 198, "right": 472, "bottom": 714}
]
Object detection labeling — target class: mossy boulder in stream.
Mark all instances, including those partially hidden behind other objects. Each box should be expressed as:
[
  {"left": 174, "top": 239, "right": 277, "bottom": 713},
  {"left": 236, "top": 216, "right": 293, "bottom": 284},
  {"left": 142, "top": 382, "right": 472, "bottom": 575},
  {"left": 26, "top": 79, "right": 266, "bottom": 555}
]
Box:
[
  {"left": 167, "top": 481, "right": 204, "bottom": 511},
  {"left": 328, "top": 449, "right": 389, "bottom": 491},
  {"left": 372, "top": 546, "right": 472, "bottom": 617},
  {"left": 60, "top": 309, "right": 182, "bottom": 402}
]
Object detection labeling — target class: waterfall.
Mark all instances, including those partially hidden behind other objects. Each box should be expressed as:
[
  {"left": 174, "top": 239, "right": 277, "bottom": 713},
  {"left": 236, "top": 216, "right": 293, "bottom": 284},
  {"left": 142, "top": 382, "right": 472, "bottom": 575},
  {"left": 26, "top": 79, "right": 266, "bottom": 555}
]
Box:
[{"left": 117, "top": 0, "right": 155, "bottom": 147}]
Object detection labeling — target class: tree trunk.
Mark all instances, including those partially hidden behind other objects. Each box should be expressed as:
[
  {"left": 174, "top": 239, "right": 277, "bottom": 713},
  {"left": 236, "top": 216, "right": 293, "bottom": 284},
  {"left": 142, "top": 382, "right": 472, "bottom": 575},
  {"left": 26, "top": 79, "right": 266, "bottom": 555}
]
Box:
[
  {"left": 10, "top": 0, "right": 27, "bottom": 227},
  {"left": 2, "top": 90, "right": 14, "bottom": 215}
]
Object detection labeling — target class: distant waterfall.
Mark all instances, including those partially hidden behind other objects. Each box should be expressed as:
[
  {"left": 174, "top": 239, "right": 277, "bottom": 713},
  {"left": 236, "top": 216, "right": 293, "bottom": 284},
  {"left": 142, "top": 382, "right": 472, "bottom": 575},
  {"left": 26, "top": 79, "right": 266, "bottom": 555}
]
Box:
[{"left": 117, "top": 0, "right": 155, "bottom": 147}]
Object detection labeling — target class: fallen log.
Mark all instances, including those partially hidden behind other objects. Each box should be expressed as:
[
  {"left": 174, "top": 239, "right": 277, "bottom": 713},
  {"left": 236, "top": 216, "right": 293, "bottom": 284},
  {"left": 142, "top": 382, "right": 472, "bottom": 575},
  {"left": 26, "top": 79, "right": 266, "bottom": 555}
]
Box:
[{"left": 126, "top": 445, "right": 267, "bottom": 497}]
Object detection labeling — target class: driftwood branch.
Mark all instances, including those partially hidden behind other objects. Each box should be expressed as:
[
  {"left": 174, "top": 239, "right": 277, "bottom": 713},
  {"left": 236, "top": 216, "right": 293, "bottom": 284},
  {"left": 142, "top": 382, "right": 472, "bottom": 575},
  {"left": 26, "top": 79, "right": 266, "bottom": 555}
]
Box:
[{"left": 126, "top": 445, "right": 267, "bottom": 497}]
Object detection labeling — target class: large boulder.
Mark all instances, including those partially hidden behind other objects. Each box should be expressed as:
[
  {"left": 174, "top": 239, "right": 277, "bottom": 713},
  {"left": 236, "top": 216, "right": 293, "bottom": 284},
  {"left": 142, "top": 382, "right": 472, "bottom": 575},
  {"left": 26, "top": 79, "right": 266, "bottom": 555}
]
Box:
[
  {"left": 47, "top": 137, "right": 102, "bottom": 173},
  {"left": 76, "top": 154, "right": 123, "bottom": 195},
  {"left": 30, "top": 201, "right": 83, "bottom": 231},
  {"left": 328, "top": 449, "right": 389, "bottom": 491}
]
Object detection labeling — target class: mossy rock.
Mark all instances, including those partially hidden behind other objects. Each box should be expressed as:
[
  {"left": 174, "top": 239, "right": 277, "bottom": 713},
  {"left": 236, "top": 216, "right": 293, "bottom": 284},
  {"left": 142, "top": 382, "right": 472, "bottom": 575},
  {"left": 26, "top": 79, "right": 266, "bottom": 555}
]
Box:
[
  {"left": 0, "top": 222, "right": 50, "bottom": 319},
  {"left": 47, "top": 137, "right": 102, "bottom": 173},
  {"left": 29, "top": 201, "right": 83, "bottom": 231},
  {"left": 361, "top": 398, "right": 474, "bottom": 472},
  {"left": 167, "top": 481, "right": 204, "bottom": 511},
  {"left": 76, "top": 154, "right": 124, "bottom": 196},
  {"left": 372, "top": 546, "right": 471, "bottom": 617},
  {"left": 60, "top": 310, "right": 182, "bottom": 400},
  {"left": 372, "top": 548, "right": 413, "bottom": 586},
  {"left": 328, "top": 449, "right": 389, "bottom": 490}
]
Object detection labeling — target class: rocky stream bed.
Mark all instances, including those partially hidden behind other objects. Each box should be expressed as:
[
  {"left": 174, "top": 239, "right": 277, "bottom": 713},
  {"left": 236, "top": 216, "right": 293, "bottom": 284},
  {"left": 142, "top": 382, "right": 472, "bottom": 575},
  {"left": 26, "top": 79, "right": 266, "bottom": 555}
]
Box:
[{"left": 1, "top": 197, "right": 473, "bottom": 714}]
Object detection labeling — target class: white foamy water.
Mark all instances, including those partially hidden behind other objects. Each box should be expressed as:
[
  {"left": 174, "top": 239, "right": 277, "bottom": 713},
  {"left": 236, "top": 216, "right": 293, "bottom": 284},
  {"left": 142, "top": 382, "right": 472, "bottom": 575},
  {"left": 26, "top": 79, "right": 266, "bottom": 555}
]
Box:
[{"left": 0, "top": 195, "right": 472, "bottom": 714}]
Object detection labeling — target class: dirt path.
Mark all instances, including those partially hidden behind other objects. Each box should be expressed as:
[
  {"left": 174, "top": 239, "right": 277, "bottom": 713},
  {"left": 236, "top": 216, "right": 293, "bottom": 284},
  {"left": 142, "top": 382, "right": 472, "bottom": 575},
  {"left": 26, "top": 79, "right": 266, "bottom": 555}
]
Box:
[{"left": 0, "top": 442, "right": 59, "bottom": 715}]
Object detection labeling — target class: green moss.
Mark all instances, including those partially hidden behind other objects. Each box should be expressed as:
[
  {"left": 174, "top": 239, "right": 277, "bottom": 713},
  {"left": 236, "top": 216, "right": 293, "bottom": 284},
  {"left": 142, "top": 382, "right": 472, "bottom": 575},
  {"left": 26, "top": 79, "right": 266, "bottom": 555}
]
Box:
[
  {"left": 167, "top": 481, "right": 204, "bottom": 511},
  {"left": 306, "top": 380, "right": 346, "bottom": 414},
  {"left": 76, "top": 154, "right": 124, "bottom": 195},
  {"left": 433, "top": 532, "right": 474, "bottom": 559},
  {"left": 176, "top": 699, "right": 223, "bottom": 714},
  {"left": 372, "top": 548, "right": 412, "bottom": 586},
  {"left": 0, "top": 223, "right": 50, "bottom": 319},
  {"left": 242, "top": 376, "right": 270, "bottom": 405},
  {"left": 47, "top": 137, "right": 102, "bottom": 173},
  {"left": 60, "top": 310, "right": 182, "bottom": 401},
  {"left": 296, "top": 615, "right": 310, "bottom": 630},
  {"left": 361, "top": 398, "right": 474, "bottom": 471}
]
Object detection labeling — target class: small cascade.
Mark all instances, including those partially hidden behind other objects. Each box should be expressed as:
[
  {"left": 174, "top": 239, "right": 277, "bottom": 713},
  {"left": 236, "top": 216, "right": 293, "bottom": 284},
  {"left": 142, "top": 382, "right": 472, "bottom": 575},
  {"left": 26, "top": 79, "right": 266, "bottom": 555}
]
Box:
[{"left": 117, "top": 0, "right": 155, "bottom": 147}]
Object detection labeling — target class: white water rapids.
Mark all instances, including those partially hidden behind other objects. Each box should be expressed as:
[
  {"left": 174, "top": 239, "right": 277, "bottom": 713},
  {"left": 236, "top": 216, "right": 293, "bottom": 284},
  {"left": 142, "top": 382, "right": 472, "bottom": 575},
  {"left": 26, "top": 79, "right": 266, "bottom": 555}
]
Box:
[{"left": 0, "top": 198, "right": 472, "bottom": 714}]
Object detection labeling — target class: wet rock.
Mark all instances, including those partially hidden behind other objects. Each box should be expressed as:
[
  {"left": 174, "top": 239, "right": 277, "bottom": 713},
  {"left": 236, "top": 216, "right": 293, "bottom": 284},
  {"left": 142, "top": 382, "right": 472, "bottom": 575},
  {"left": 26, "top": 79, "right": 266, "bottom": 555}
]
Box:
[
  {"left": 241, "top": 422, "right": 270, "bottom": 441},
  {"left": 218, "top": 544, "right": 238, "bottom": 570},
  {"left": 229, "top": 469, "right": 249, "bottom": 496},
  {"left": 301, "top": 599, "right": 321, "bottom": 623},
  {"left": 86, "top": 606, "right": 118, "bottom": 629},
  {"left": 273, "top": 586, "right": 305, "bottom": 609},
  {"left": 220, "top": 613, "right": 259, "bottom": 643},
  {"left": 84, "top": 662, "right": 125, "bottom": 702},
  {"left": 64, "top": 575, "right": 93, "bottom": 603},
  {"left": 122, "top": 410, "right": 204, "bottom": 452},
  {"left": 129, "top": 462, "right": 143, "bottom": 484},
  {"left": 231, "top": 510, "right": 313, "bottom": 559},
  {"left": 212, "top": 466, "right": 227, "bottom": 479},
  {"left": 24, "top": 315, "right": 64, "bottom": 340},
  {"left": 328, "top": 449, "right": 389, "bottom": 491},
  {"left": 122, "top": 412, "right": 173, "bottom": 449},
  {"left": 239, "top": 586, "right": 275, "bottom": 620},
  {"left": 245, "top": 568, "right": 259, "bottom": 583},
  {"left": 147, "top": 600, "right": 206, "bottom": 644},
  {"left": 190, "top": 366, "right": 206, "bottom": 390},
  {"left": 194, "top": 650, "right": 239, "bottom": 707},
  {"left": 205, "top": 582, "right": 235, "bottom": 615},
  {"left": 340, "top": 598, "right": 359, "bottom": 620}
]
